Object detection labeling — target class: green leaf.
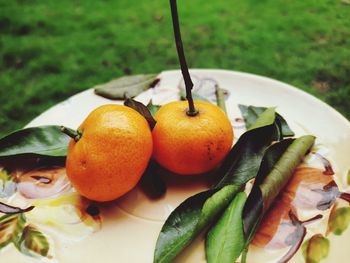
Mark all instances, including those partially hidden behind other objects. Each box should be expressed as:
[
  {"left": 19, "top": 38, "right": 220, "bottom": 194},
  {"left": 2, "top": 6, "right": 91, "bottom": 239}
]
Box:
[
  {"left": 247, "top": 107, "right": 276, "bottom": 131},
  {"left": 215, "top": 107, "right": 278, "bottom": 188},
  {"left": 179, "top": 90, "right": 209, "bottom": 102},
  {"left": 0, "top": 213, "right": 26, "bottom": 249},
  {"left": 347, "top": 169, "right": 350, "bottom": 185},
  {"left": 210, "top": 139, "right": 295, "bottom": 263},
  {"left": 154, "top": 108, "right": 280, "bottom": 263},
  {"left": 154, "top": 185, "right": 240, "bottom": 263},
  {"left": 206, "top": 192, "right": 247, "bottom": 263},
  {"left": 147, "top": 100, "right": 161, "bottom": 116},
  {"left": 328, "top": 207, "right": 350, "bottom": 235},
  {"left": 302, "top": 234, "right": 330, "bottom": 263},
  {"left": 243, "top": 135, "right": 315, "bottom": 242},
  {"left": 239, "top": 104, "right": 295, "bottom": 137},
  {"left": 260, "top": 136, "right": 315, "bottom": 210},
  {"left": 0, "top": 169, "right": 16, "bottom": 198},
  {"left": 94, "top": 74, "right": 158, "bottom": 100},
  {"left": 139, "top": 160, "right": 166, "bottom": 198},
  {"left": 0, "top": 126, "right": 70, "bottom": 157},
  {"left": 19, "top": 225, "right": 50, "bottom": 258},
  {"left": 124, "top": 98, "right": 157, "bottom": 129}
]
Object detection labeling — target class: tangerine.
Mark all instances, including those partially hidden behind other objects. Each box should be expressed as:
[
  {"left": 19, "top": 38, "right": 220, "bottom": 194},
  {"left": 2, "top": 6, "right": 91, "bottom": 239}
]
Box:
[
  {"left": 65, "top": 104, "right": 153, "bottom": 201},
  {"left": 152, "top": 101, "right": 233, "bottom": 175}
]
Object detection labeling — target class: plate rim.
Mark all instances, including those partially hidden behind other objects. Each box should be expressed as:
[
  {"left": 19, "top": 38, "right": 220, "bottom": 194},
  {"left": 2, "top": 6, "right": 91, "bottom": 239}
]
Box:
[{"left": 27, "top": 69, "right": 350, "bottom": 131}]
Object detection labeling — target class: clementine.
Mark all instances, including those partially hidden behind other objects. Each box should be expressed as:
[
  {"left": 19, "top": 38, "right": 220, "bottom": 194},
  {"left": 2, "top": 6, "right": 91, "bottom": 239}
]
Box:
[
  {"left": 152, "top": 101, "right": 233, "bottom": 175},
  {"left": 65, "top": 104, "right": 153, "bottom": 201}
]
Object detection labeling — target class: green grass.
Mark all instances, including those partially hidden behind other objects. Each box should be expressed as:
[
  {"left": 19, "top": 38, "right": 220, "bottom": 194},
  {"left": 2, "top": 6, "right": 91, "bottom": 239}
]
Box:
[{"left": 0, "top": 0, "right": 349, "bottom": 137}]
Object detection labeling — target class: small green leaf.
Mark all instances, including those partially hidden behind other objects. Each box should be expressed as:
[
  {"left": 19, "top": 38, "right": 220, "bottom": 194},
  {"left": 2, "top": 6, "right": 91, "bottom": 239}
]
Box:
[
  {"left": 239, "top": 135, "right": 315, "bottom": 263},
  {"left": 260, "top": 136, "right": 316, "bottom": 211},
  {"left": 19, "top": 225, "right": 50, "bottom": 258},
  {"left": 215, "top": 107, "right": 278, "bottom": 188},
  {"left": 154, "top": 185, "right": 240, "bottom": 263},
  {"left": 243, "top": 136, "right": 315, "bottom": 237},
  {"left": 347, "top": 169, "right": 350, "bottom": 185},
  {"left": 94, "top": 74, "right": 158, "bottom": 99},
  {"left": 302, "top": 234, "right": 330, "bottom": 263},
  {"left": 124, "top": 98, "right": 157, "bottom": 129},
  {"left": 0, "top": 213, "right": 26, "bottom": 249},
  {"left": 0, "top": 169, "right": 16, "bottom": 198},
  {"left": 239, "top": 104, "right": 294, "bottom": 138},
  {"left": 206, "top": 192, "right": 247, "bottom": 263},
  {"left": 0, "top": 126, "right": 70, "bottom": 157},
  {"left": 328, "top": 207, "right": 350, "bottom": 235},
  {"left": 147, "top": 100, "right": 161, "bottom": 116},
  {"left": 247, "top": 107, "right": 276, "bottom": 131},
  {"left": 179, "top": 90, "right": 209, "bottom": 102}
]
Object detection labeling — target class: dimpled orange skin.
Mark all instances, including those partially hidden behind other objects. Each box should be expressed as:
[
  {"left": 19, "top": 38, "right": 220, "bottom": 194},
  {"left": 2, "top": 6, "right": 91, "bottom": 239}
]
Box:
[
  {"left": 65, "top": 104, "right": 153, "bottom": 202},
  {"left": 152, "top": 101, "right": 233, "bottom": 175}
]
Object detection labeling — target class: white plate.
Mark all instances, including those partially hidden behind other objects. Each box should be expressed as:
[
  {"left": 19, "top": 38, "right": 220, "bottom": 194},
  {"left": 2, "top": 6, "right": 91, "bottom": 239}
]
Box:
[{"left": 4, "top": 69, "right": 349, "bottom": 263}]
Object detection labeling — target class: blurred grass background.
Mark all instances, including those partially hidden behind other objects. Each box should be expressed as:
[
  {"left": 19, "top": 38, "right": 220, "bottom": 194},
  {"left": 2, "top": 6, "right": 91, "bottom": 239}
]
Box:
[{"left": 0, "top": 0, "right": 349, "bottom": 137}]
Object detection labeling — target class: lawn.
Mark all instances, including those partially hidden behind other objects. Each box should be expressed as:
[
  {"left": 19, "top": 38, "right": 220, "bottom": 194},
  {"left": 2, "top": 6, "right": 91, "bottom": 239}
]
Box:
[{"left": 0, "top": 0, "right": 349, "bottom": 137}]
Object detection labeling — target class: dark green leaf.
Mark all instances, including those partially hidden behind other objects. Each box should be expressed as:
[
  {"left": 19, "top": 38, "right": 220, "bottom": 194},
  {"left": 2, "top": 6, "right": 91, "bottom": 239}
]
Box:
[
  {"left": 206, "top": 192, "right": 246, "bottom": 263},
  {"left": 0, "top": 169, "right": 16, "bottom": 197},
  {"left": 139, "top": 160, "right": 166, "bottom": 199},
  {"left": 215, "top": 107, "right": 278, "bottom": 188},
  {"left": 19, "top": 225, "right": 50, "bottom": 258},
  {"left": 239, "top": 104, "right": 295, "bottom": 138},
  {"left": 0, "top": 213, "right": 26, "bottom": 249},
  {"left": 154, "top": 185, "right": 240, "bottom": 263},
  {"left": 179, "top": 90, "right": 209, "bottom": 102},
  {"left": 124, "top": 98, "right": 157, "bottom": 129},
  {"left": 154, "top": 108, "right": 279, "bottom": 263},
  {"left": 328, "top": 207, "right": 350, "bottom": 235},
  {"left": 0, "top": 126, "right": 70, "bottom": 157},
  {"left": 243, "top": 135, "right": 315, "bottom": 240},
  {"left": 275, "top": 113, "right": 295, "bottom": 138},
  {"left": 94, "top": 74, "right": 158, "bottom": 100},
  {"left": 302, "top": 234, "right": 330, "bottom": 263},
  {"left": 147, "top": 100, "right": 161, "bottom": 116}
]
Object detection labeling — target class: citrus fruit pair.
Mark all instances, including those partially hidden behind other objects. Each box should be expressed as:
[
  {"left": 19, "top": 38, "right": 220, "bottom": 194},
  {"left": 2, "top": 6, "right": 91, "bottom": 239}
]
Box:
[{"left": 65, "top": 101, "right": 233, "bottom": 202}]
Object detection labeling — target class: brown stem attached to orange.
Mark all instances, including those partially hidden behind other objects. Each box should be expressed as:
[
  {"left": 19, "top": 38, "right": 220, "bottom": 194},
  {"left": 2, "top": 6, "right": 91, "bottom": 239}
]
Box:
[
  {"left": 61, "top": 126, "right": 82, "bottom": 142},
  {"left": 170, "top": 0, "right": 198, "bottom": 116}
]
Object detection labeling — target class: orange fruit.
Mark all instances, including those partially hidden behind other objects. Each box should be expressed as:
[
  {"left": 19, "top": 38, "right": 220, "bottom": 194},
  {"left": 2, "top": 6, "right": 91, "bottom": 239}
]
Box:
[
  {"left": 65, "top": 104, "right": 153, "bottom": 202},
  {"left": 152, "top": 101, "right": 233, "bottom": 175}
]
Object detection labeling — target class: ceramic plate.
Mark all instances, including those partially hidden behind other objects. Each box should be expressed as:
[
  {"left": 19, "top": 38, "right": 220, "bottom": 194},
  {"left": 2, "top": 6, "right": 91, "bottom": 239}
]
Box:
[{"left": 2, "top": 69, "right": 350, "bottom": 263}]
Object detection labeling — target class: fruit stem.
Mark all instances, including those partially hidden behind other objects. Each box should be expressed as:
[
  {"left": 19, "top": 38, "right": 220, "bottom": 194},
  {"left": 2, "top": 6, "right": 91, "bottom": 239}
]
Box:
[
  {"left": 170, "top": 0, "right": 198, "bottom": 116},
  {"left": 61, "top": 126, "right": 82, "bottom": 142},
  {"left": 215, "top": 85, "right": 227, "bottom": 114}
]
